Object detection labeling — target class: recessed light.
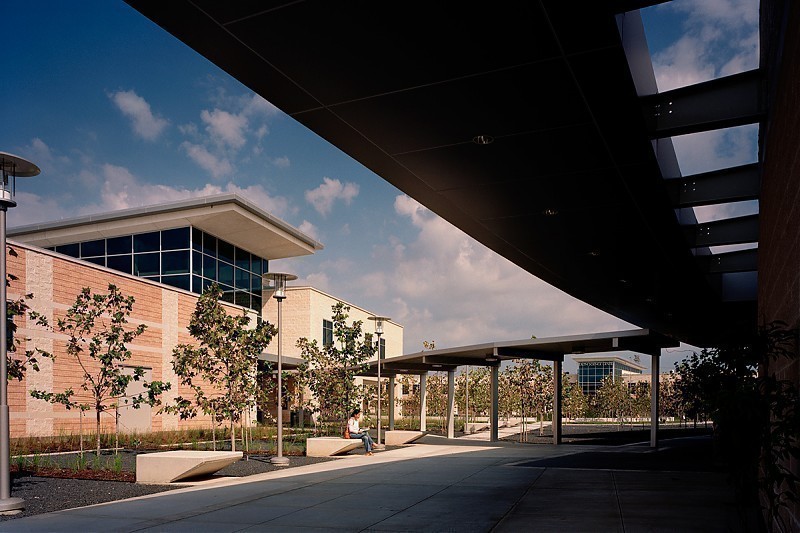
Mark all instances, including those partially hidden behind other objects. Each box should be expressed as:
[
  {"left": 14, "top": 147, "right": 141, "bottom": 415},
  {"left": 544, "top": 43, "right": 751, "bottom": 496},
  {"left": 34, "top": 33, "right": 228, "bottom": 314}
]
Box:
[
  {"left": 542, "top": 208, "right": 559, "bottom": 216},
  {"left": 472, "top": 135, "right": 494, "bottom": 145}
]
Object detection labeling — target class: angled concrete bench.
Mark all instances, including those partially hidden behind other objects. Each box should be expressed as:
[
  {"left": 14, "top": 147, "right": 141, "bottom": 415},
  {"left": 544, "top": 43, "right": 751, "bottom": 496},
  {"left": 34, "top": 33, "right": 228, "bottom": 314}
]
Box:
[
  {"left": 384, "top": 430, "right": 425, "bottom": 446},
  {"left": 306, "top": 437, "right": 362, "bottom": 457},
  {"left": 136, "top": 450, "right": 243, "bottom": 484}
]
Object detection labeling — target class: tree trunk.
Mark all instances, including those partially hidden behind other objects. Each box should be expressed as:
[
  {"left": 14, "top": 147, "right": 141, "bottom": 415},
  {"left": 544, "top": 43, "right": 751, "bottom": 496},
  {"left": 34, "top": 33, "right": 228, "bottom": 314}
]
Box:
[
  {"left": 115, "top": 405, "right": 119, "bottom": 455},
  {"left": 212, "top": 409, "right": 216, "bottom": 451},
  {"left": 79, "top": 410, "right": 84, "bottom": 458},
  {"left": 96, "top": 408, "right": 102, "bottom": 458},
  {"left": 231, "top": 419, "right": 236, "bottom": 452}
]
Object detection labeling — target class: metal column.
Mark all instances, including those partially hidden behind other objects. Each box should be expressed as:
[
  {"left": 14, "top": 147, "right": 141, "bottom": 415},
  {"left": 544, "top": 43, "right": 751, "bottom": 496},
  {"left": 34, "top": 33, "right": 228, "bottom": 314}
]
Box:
[
  {"left": 490, "top": 364, "right": 499, "bottom": 442},
  {"left": 651, "top": 351, "right": 660, "bottom": 448},
  {"left": 419, "top": 372, "right": 427, "bottom": 432},
  {"left": 388, "top": 376, "right": 395, "bottom": 431},
  {"left": 446, "top": 370, "right": 455, "bottom": 439},
  {"left": 553, "top": 358, "right": 562, "bottom": 445}
]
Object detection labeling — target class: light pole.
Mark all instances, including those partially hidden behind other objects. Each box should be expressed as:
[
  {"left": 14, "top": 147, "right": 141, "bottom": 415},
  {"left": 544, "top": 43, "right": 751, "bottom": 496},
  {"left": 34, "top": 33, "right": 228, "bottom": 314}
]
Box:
[
  {"left": 368, "top": 316, "right": 390, "bottom": 447},
  {"left": 263, "top": 272, "right": 296, "bottom": 466},
  {"left": 0, "top": 153, "right": 38, "bottom": 515}
]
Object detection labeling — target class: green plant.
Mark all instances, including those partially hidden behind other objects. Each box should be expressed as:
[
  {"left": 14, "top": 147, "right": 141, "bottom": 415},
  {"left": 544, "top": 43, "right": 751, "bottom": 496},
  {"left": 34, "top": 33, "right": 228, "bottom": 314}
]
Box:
[
  {"left": 297, "top": 302, "right": 375, "bottom": 435},
  {"left": 74, "top": 453, "right": 87, "bottom": 471},
  {"left": 166, "top": 283, "right": 276, "bottom": 452},
  {"left": 30, "top": 284, "right": 170, "bottom": 457}
]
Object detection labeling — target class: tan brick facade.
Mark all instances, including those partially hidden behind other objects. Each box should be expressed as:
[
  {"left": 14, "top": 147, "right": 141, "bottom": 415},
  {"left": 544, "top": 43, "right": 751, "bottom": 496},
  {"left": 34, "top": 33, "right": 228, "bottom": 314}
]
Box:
[{"left": 7, "top": 241, "right": 256, "bottom": 438}]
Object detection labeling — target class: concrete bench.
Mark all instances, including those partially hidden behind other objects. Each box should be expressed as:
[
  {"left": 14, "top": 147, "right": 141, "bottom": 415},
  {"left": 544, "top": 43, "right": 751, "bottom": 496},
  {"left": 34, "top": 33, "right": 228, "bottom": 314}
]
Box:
[
  {"left": 136, "top": 450, "right": 243, "bottom": 484},
  {"left": 384, "top": 430, "right": 425, "bottom": 446},
  {"left": 464, "top": 422, "right": 489, "bottom": 434},
  {"left": 306, "top": 437, "right": 362, "bottom": 457}
]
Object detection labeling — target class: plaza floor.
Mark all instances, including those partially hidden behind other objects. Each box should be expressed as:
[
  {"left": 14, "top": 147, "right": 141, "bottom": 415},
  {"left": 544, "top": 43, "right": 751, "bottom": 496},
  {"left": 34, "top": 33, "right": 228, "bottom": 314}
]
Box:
[{"left": 0, "top": 434, "right": 757, "bottom": 532}]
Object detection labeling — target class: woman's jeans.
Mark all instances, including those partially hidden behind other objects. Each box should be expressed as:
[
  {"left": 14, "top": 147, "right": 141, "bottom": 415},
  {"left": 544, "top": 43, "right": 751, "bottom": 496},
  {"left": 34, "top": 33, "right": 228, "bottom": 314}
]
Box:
[{"left": 349, "top": 432, "right": 374, "bottom": 452}]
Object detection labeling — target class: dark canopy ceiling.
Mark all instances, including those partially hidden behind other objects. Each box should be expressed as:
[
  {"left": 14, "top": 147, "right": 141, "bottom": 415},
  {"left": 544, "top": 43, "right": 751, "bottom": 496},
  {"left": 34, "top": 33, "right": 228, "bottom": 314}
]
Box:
[{"left": 126, "top": 1, "right": 762, "bottom": 347}]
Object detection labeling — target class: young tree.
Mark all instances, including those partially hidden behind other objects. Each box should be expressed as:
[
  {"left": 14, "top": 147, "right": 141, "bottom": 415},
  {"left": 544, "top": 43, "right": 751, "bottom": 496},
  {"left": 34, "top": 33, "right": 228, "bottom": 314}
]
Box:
[
  {"left": 594, "top": 375, "right": 630, "bottom": 428},
  {"left": 562, "top": 375, "right": 588, "bottom": 420},
  {"left": 297, "top": 302, "right": 374, "bottom": 434},
  {"left": 398, "top": 374, "right": 420, "bottom": 425},
  {"left": 30, "top": 284, "right": 169, "bottom": 457},
  {"left": 530, "top": 362, "right": 554, "bottom": 435},
  {"left": 167, "top": 283, "right": 276, "bottom": 452},
  {"left": 455, "top": 367, "right": 491, "bottom": 419},
  {"left": 425, "top": 372, "right": 448, "bottom": 431}
]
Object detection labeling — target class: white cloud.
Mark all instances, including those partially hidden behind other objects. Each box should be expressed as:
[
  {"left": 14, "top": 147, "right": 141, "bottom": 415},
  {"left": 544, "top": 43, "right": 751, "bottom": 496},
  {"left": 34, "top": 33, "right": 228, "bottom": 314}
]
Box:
[
  {"left": 671, "top": 123, "right": 758, "bottom": 175},
  {"left": 288, "top": 195, "right": 632, "bottom": 354},
  {"left": 201, "top": 108, "right": 248, "bottom": 149},
  {"left": 650, "top": 0, "right": 759, "bottom": 92},
  {"left": 304, "top": 177, "right": 359, "bottom": 216},
  {"left": 109, "top": 89, "right": 168, "bottom": 141},
  {"left": 298, "top": 220, "right": 320, "bottom": 241},
  {"left": 62, "top": 163, "right": 292, "bottom": 220},
  {"left": 181, "top": 141, "right": 233, "bottom": 179},
  {"left": 271, "top": 156, "right": 290, "bottom": 168}
]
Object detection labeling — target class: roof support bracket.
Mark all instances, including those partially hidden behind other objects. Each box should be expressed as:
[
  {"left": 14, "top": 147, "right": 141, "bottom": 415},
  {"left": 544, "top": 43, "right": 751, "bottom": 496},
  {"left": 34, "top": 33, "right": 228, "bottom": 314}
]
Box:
[
  {"left": 684, "top": 214, "right": 759, "bottom": 248},
  {"left": 665, "top": 163, "right": 760, "bottom": 207},
  {"left": 642, "top": 69, "right": 764, "bottom": 138}
]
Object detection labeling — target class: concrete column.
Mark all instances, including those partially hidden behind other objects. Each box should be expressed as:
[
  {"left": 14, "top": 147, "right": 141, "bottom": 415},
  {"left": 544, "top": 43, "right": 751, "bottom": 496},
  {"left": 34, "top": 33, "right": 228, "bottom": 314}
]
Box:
[
  {"left": 651, "top": 351, "right": 660, "bottom": 448},
  {"left": 553, "top": 358, "right": 562, "bottom": 445},
  {"left": 490, "top": 364, "right": 499, "bottom": 442},
  {"left": 419, "top": 372, "right": 427, "bottom": 432},
  {"left": 388, "top": 376, "right": 395, "bottom": 431},
  {"left": 446, "top": 370, "right": 455, "bottom": 439}
]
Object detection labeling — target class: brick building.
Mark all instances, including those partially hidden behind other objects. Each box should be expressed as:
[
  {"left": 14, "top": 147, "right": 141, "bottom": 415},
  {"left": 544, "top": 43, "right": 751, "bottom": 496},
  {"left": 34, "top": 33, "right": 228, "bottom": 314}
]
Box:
[{"left": 6, "top": 194, "right": 400, "bottom": 438}]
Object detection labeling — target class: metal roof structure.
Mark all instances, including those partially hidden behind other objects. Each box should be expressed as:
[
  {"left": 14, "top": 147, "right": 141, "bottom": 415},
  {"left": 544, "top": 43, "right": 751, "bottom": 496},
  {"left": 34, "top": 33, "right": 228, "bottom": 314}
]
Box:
[
  {"left": 125, "top": 1, "right": 766, "bottom": 347},
  {"left": 9, "top": 193, "right": 324, "bottom": 260},
  {"left": 359, "top": 329, "right": 677, "bottom": 377}
]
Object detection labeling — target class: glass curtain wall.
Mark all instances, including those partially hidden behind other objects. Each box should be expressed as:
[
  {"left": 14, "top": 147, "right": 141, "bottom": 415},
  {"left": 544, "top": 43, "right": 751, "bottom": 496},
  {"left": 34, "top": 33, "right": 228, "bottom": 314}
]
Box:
[{"left": 50, "top": 226, "right": 268, "bottom": 313}]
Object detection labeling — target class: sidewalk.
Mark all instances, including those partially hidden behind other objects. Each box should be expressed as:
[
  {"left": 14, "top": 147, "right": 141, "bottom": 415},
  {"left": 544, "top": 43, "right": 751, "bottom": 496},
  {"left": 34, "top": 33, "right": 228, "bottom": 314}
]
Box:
[{"left": 0, "top": 435, "right": 753, "bottom": 532}]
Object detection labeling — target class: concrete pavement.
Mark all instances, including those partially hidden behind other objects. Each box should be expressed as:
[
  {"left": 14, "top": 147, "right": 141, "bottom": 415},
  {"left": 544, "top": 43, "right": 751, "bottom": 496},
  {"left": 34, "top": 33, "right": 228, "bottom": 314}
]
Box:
[{"left": 0, "top": 435, "right": 753, "bottom": 532}]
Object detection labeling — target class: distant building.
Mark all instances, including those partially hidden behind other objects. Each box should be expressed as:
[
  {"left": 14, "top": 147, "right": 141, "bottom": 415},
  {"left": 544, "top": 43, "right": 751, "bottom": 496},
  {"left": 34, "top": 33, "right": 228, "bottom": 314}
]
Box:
[{"left": 573, "top": 355, "right": 645, "bottom": 396}]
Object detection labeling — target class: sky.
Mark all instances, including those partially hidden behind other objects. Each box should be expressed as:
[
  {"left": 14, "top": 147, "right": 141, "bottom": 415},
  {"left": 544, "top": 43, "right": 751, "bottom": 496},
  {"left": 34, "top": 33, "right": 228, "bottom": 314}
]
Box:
[{"left": 1, "top": 1, "right": 758, "bottom": 373}]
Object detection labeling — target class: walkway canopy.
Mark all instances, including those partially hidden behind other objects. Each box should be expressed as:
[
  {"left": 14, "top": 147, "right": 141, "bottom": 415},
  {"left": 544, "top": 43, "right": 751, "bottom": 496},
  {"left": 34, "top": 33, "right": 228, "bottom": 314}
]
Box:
[{"left": 359, "top": 329, "right": 678, "bottom": 447}]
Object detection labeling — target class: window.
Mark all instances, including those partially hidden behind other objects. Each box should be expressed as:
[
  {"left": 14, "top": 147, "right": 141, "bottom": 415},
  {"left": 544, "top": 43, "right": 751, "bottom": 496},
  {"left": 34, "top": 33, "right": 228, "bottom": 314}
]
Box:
[
  {"left": 323, "top": 319, "right": 333, "bottom": 346},
  {"left": 133, "top": 231, "right": 159, "bottom": 253},
  {"left": 107, "top": 235, "right": 132, "bottom": 255},
  {"left": 80, "top": 239, "right": 105, "bottom": 257},
  {"left": 53, "top": 227, "right": 268, "bottom": 313},
  {"left": 161, "top": 227, "right": 189, "bottom": 250},
  {"left": 134, "top": 253, "right": 159, "bottom": 276},
  {"left": 55, "top": 243, "right": 79, "bottom": 258},
  {"left": 162, "top": 250, "right": 189, "bottom": 275}
]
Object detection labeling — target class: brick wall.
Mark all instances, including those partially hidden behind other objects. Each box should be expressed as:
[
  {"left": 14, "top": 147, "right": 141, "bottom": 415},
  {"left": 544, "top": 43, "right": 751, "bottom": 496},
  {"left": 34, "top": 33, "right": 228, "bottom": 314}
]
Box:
[
  {"left": 7, "top": 241, "right": 251, "bottom": 438},
  {"left": 758, "top": 1, "right": 800, "bottom": 529}
]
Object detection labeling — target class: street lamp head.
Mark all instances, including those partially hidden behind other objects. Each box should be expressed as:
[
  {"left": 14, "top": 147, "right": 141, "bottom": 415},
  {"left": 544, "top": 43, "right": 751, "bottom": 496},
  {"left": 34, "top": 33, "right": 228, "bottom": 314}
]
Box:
[
  {"left": 0, "top": 152, "right": 39, "bottom": 208},
  {"left": 368, "top": 315, "right": 391, "bottom": 336},
  {"left": 262, "top": 272, "right": 297, "bottom": 301}
]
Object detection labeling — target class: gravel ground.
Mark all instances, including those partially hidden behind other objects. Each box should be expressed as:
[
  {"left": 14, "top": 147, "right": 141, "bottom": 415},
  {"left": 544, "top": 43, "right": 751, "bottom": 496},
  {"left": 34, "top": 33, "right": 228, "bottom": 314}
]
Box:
[{"left": 2, "top": 452, "right": 338, "bottom": 521}]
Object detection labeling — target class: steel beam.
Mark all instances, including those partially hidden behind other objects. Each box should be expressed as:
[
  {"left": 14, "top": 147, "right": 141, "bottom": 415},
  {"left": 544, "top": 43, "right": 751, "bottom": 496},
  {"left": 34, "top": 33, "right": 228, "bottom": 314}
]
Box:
[
  {"left": 684, "top": 214, "right": 759, "bottom": 248},
  {"left": 642, "top": 69, "right": 764, "bottom": 138},
  {"left": 665, "top": 163, "right": 760, "bottom": 207},
  {"left": 696, "top": 248, "right": 758, "bottom": 273}
]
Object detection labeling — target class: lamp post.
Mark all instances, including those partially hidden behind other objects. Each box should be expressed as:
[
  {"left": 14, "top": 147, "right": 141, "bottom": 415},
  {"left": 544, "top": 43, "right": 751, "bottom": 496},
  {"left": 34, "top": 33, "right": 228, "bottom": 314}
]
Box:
[
  {"left": 263, "top": 272, "right": 296, "bottom": 466},
  {"left": 0, "top": 153, "right": 38, "bottom": 515},
  {"left": 368, "top": 316, "right": 390, "bottom": 447}
]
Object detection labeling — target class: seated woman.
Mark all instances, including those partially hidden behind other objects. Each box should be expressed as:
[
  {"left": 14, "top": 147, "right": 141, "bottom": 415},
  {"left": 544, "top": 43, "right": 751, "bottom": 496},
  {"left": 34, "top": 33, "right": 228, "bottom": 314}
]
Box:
[{"left": 347, "top": 409, "right": 376, "bottom": 456}]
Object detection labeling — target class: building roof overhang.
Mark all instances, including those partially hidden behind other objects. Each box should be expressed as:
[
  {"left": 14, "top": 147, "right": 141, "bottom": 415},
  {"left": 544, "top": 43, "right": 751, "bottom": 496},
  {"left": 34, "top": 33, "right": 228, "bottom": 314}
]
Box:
[
  {"left": 359, "top": 329, "right": 676, "bottom": 377},
  {"left": 123, "top": 2, "right": 772, "bottom": 346},
  {"left": 8, "top": 193, "right": 323, "bottom": 260}
]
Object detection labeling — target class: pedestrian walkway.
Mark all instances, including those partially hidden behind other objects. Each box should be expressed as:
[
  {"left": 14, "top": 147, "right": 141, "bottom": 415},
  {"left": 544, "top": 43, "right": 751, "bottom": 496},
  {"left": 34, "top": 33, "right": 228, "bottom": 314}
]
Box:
[{"left": 0, "top": 435, "right": 754, "bottom": 532}]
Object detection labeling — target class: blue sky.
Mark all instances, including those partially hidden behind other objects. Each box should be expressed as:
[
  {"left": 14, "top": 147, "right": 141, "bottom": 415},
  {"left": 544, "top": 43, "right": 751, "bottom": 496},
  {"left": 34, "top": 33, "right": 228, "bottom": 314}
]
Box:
[{"left": 2, "top": 1, "right": 758, "bottom": 372}]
